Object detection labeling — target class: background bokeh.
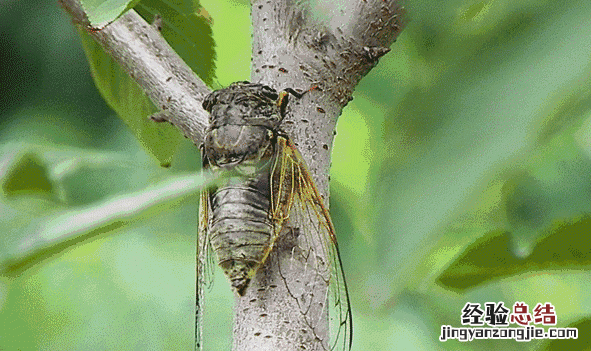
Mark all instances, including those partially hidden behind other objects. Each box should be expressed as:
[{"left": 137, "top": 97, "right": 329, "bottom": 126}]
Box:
[{"left": 1, "top": 0, "right": 591, "bottom": 350}]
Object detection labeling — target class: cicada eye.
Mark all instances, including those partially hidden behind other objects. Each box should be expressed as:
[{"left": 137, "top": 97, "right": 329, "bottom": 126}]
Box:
[
  {"left": 202, "top": 92, "right": 218, "bottom": 112},
  {"left": 260, "top": 85, "right": 279, "bottom": 101}
]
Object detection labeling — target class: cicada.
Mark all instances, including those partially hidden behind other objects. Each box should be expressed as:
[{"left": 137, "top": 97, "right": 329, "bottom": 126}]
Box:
[{"left": 197, "top": 81, "right": 352, "bottom": 350}]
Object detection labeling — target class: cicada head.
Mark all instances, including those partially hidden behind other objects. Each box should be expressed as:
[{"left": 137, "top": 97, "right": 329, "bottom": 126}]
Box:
[
  {"left": 202, "top": 82, "right": 286, "bottom": 169},
  {"left": 202, "top": 81, "right": 284, "bottom": 129}
]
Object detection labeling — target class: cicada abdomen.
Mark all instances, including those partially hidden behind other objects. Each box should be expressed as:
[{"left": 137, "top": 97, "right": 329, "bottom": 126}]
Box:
[{"left": 200, "top": 81, "right": 286, "bottom": 295}]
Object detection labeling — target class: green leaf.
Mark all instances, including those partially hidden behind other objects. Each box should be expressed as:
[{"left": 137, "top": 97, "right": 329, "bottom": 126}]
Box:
[
  {"left": 77, "top": 0, "right": 215, "bottom": 166},
  {"left": 0, "top": 173, "right": 206, "bottom": 277},
  {"left": 52, "top": 149, "right": 157, "bottom": 206},
  {"left": 437, "top": 216, "right": 591, "bottom": 291},
  {"left": 81, "top": 0, "right": 143, "bottom": 29},
  {"left": 135, "top": 0, "right": 216, "bottom": 86},
  {"left": 1, "top": 152, "right": 54, "bottom": 197}
]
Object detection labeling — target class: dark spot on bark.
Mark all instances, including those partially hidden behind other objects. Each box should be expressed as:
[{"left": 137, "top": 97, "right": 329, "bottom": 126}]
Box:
[
  {"left": 323, "top": 144, "right": 328, "bottom": 150},
  {"left": 363, "top": 46, "right": 391, "bottom": 61},
  {"left": 166, "top": 76, "right": 172, "bottom": 82},
  {"left": 254, "top": 332, "right": 261, "bottom": 336}
]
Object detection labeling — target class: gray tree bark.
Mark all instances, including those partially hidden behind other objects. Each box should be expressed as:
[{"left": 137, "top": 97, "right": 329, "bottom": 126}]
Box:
[{"left": 59, "top": 0, "right": 405, "bottom": 350}]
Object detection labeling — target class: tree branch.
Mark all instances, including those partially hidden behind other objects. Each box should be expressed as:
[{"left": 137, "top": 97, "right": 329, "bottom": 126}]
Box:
[{"left": 59, "top": 0, "right": 211, "bottom": 145}]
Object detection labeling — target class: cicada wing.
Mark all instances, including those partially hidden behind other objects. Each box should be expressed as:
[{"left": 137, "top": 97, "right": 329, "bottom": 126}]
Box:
[
  {"left": 198, "top": 188, "right": 216, "bottom": 289},
  {"left": 197, "top": 181, "right": 216, "bottom": 351},
  {"left": 270, "top": 136, "right": 353, "bottom": 351}
]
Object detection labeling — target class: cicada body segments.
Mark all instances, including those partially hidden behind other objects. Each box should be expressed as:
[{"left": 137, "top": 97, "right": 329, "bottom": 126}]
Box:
[{"left": 196, "top": 154, "right": 217, "bottom": 351}]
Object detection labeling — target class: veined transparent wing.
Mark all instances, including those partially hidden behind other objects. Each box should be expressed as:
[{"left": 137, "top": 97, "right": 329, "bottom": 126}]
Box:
[
  {"left": 196, "top": 182, "right": 216, "bottom": 351},
  {"left": 270, "top": 135, "right": 353, "bottom": 351}
]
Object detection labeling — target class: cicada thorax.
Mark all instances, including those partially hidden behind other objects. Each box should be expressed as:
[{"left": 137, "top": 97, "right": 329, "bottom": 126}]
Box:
[{"left": 202, "top": 82, "right": 286, "bottom": 296}]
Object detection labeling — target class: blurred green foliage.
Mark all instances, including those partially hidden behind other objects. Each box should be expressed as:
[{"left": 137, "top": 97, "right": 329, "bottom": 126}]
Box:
[{"left": 1, "top": 0, "right": 591, "bottom": 350}]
